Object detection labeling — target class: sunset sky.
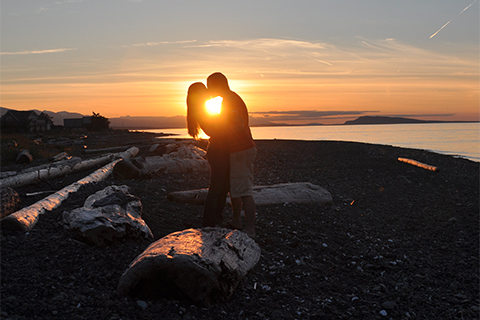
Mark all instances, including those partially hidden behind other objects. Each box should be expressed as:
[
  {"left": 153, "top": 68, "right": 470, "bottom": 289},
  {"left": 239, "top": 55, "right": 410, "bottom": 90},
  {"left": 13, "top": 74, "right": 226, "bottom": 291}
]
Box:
[{"left": 1, "top": 0, "right": 479, "bottom": 125}]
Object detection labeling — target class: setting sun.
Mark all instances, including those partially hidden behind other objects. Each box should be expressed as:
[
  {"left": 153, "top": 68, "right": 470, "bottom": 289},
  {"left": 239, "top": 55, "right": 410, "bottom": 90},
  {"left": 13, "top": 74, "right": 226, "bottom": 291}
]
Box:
[{"left": 205, "top": 96, "right": 223, "bottom": 115}]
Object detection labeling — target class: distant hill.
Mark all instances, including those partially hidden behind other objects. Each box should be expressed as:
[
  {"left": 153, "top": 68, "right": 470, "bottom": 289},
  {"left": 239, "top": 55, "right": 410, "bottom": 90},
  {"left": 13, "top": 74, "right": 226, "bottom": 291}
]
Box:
[{"left": 344, "top": 116, "right": 444, "bottom": 125}]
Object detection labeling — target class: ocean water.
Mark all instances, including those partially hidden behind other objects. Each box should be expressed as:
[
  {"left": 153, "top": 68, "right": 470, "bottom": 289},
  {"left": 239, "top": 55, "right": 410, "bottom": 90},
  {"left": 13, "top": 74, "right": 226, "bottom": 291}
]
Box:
[{"left": 144, "top": 122, "right": 480, "bottom": 162}]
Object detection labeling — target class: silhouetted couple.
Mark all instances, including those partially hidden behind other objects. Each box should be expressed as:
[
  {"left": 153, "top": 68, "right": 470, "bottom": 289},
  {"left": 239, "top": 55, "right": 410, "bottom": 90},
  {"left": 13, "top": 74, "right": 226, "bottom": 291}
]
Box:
[{"left": 187, "top": 72, "right": 256, "bottom": 238}]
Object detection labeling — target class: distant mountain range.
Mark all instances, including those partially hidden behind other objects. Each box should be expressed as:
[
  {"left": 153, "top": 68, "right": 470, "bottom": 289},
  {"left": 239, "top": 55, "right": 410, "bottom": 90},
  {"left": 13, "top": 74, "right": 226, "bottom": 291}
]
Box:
[{"left": 0, "top": 107, "right": 475, "bottom": 129}]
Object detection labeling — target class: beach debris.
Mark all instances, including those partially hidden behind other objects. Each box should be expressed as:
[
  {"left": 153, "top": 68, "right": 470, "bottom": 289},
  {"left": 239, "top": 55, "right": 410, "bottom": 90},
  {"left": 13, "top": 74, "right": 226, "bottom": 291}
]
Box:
[
  {"left": 50, "top": 152, "right": 71, "bottom": 162},
  {"left": 113, "top": 144, "right": 208, "bottom": 179},
  {"left": 117, "top": 227, "right": 261, "bottom": 306},
  {"left": 0, "top": 147, "right": 139, "bottom": 232},
  {"left": 0, "top": 187, "right": 21, "bottom": 218},
  {"left": 168, "top": 182, "right": 333, "bottom": 206},
  {"left": 16, "top": 149, "right": 33, "bottom": 164},
  {"left": 398, "top": 157, "right": 439, "bottom": 172},
  {"left": 83, "top": 145, "right": 132, "bottom": 155},
  {"left": 62, "top": 185, "right": 153, "bottom": 247},
  {"left": 0, "top": 147, "right": 139, "bottom": 190}
]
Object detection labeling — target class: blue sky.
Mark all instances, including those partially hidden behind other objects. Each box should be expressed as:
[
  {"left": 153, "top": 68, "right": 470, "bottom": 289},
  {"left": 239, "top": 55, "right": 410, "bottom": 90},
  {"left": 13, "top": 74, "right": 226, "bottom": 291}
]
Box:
[{"left": 1, "top": 0, "right": 478, "bottom": 124}]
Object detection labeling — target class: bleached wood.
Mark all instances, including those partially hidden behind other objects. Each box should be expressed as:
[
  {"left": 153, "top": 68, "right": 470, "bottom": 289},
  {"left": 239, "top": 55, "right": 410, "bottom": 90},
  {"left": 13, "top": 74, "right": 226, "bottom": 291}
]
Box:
[
  {"left": 398, "top": 157, "right": 439, "bottom": 172},
  {"left": 0, "top": 147, "right": 139, "bottom": 190},
  {"left": 0, "top": 147, "right": 139, "bottom": 232},
  {"left": 117, "top": 227, "right": 260, "bottom": 306},
  {"left": 167, "top": 182, "right": 333, "bottom": 206}
]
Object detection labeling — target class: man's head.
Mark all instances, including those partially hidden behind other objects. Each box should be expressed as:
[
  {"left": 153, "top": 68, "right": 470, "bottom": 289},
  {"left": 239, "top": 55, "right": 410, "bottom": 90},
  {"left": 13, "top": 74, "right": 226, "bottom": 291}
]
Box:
[{"left": 207, "top": 72, "right": 230, "bottom": 96}]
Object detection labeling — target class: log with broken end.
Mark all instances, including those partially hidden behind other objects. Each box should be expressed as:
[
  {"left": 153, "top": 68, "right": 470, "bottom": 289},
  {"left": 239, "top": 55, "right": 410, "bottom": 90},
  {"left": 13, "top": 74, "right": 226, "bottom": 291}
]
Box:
[
  {"left": 113, "top": 144, "right": 208, "bottom": 179},
  {"left": 398, "top": 157, "right": 439, "bottom": 172},
  {"left": 167, "top": 182, "right": 333, "bottom": 206},
  {"left": 0, "top": 147, "right": 139, "bottom": 232},
  {"left": 0, "top": 147, "right": 139, "bottom": 190},
  {"left": 117, "top": 227, "right": 260, "bottom": 306}
]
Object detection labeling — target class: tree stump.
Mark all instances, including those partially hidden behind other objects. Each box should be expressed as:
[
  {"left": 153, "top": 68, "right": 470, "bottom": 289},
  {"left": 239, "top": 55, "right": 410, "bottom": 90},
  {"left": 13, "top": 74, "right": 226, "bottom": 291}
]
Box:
[{"left": 117, "top": 227, "right": 261, "bottom": 306}]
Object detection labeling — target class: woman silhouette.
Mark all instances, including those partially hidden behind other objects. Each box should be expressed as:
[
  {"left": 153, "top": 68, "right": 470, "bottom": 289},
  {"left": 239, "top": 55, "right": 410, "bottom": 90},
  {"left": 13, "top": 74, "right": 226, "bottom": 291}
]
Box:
[{"left": 187, "top": 82, "right": 229, "bottom": 227}]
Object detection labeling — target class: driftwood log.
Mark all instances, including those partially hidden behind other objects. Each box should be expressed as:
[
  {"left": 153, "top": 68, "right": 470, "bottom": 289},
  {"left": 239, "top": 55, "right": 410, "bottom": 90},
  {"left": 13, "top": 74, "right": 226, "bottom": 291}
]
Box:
[
  {"left": 0, "top": 148, "right": 139, "bottom": 232},
  {"left": 398, "top": 157, "right": 439, "bottom": 172},
  {"left": 16, "top": 149, "right": 33, "bottom": 164},
  {"left": 0, "top": 187, "right": 21, "bottom": 219},
  {"left": 168, "top": 182, "right": 333, "bottom": 206},
  {"left": 62, "top": 185, "right": 153, "bottom": 247},
  {"left": 114, "top": 144, "right": 208, "bottom": 179},
  {"left": 0, "top": 147, "right": 139, "bottom": 190},
  {"left": 83, "top": 145, "right": 132, "bottom": 155},
  {"left": 117, "top": 227, "right": 261, "bottom": 306},
  {"left": 0, "top": 157, "right": 81, "bottom": 179}
]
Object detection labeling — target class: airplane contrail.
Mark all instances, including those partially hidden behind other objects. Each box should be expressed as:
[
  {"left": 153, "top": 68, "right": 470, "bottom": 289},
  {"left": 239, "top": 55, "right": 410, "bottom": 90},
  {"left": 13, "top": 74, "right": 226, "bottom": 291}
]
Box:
[{"left": 430, "top": 0, "right": 477, "bottom": 39}]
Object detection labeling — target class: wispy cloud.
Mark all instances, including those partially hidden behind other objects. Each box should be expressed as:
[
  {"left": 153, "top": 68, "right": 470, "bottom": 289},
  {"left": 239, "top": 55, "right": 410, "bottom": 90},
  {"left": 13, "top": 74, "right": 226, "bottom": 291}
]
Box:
[
  {"left": 1, "top": 48, "right": 76, "bottom": 55},
  {"left": 129, "top": 40, "right": 197, "bottom": 47}
]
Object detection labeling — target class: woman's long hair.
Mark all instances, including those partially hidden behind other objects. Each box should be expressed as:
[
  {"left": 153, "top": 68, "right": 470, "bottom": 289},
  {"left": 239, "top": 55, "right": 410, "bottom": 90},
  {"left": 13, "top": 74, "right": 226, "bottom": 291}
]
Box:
[{"left": 186, "top": 82, "right": 207, "bottom": 139}]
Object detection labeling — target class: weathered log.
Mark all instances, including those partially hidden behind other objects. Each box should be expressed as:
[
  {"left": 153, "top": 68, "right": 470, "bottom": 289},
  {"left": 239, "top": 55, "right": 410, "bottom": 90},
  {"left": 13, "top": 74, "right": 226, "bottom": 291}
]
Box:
[
  {"left": 167, "top": 182, "right": 333, "bottom": 205},
  {"left": 114, "top": 144, "right": 208, "bottom": 179},
  {"left": 83, "top": 145, "right": 131, "bottom": 154},
  {"left": 398, "top": 157, "right": 439, "bottom": 172},
  {"left": 0, "top": 147, "right": 139, "bottom": 190},
  {"left": 16, "top": 149, "right": 33, "bottom": 164},
  {"left": 0, "top": 187, "right": 21, "bottom": 218},
  {"left": 0, "top": 148, "right": 139, "bottom": 232},
  {"left": 62, "top": 185, "right": 153, "bottom": 247},
  {"left": 117, "top": 227, "right": 260, "bottom": 306},
  {"left": 50, "top": 152, "right": 71, "bottom": 162}
]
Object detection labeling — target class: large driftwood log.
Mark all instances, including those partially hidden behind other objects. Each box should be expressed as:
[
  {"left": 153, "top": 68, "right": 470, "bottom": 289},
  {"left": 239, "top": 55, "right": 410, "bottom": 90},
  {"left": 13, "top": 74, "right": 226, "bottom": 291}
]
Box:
[
  {"left": 83, "top": 145, "right": 132, "bottom": 154},
  {"left": 62, "top": 185, "right": 153, "bottom": 247},
  {"left": 114, "top": 144, "right": 208, "bottom": 179},
  {"left": 117, "top": 227, "right": 261, "bottom": 306},
  {"left": 0, "top": 187, "right": 21, "bottom": 218},
  {"left": 0, "top": 147, "right": 139, "bottom": 190},
  {"left": 398, "top": 157, "right": 439, "bottom": 172},
  {"left": 168, "top": 182, "right": 333, "bottom": 205},
  {"left": 0, "top": 148, "right": 139, "bottom": 232}
]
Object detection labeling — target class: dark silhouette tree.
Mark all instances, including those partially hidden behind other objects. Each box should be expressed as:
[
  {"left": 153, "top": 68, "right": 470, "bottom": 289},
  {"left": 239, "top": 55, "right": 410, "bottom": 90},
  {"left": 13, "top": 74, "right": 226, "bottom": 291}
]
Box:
[{"left": 86, "top": 112, "right": 110, "bottom": 131}]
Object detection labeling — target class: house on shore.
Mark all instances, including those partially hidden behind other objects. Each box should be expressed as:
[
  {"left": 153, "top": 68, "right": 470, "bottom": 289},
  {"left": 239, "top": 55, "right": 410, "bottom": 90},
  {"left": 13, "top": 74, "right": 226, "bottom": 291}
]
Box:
[
  {"left": 64, "top": 117, "right": 92, "bottom": 129},
  {"left": 0, "top": 110, "right": 54, "bottom": 133}
]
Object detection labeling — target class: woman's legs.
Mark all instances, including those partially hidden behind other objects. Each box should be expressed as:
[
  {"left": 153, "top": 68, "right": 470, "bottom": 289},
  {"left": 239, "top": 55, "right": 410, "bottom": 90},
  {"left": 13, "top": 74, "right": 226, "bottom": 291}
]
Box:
[{"left": 203, "top": 147, "right": 229, "bottom": 227}]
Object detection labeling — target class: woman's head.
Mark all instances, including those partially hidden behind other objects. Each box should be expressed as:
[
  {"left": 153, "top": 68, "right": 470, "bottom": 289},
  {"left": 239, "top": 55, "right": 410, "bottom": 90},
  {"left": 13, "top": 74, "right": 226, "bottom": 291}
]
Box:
[{"left": 186, "top": 82, "right": 208, "bottom": 139}]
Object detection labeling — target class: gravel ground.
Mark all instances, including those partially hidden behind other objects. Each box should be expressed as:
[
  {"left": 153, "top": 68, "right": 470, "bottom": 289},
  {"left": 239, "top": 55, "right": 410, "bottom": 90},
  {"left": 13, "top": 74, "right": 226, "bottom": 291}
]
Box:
[{"left": 1, "top": 134, "right": 479, "bottom": 319}]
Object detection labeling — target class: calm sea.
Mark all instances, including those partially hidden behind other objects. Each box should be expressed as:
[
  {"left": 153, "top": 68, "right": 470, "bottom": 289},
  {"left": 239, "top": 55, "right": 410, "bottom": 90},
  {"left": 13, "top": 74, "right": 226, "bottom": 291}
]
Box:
[{"left": 143, "top": 122, "right": 480, "bottom": 162}]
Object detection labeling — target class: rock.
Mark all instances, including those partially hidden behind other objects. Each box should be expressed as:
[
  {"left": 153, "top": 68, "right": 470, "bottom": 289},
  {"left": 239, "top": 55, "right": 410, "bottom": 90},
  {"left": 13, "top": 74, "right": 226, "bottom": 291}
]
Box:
[
  {"left": 382, "top": 301, "right": 396, "bottom": 309},
  {"left": 117, "top": 227, "right": 261, "bottom": 306},
  {"left": 0, "top": 187, "right": 21, "bottom": 218},
  {"left": 62, "top": 185, "right": 153, "bottom": 247}
]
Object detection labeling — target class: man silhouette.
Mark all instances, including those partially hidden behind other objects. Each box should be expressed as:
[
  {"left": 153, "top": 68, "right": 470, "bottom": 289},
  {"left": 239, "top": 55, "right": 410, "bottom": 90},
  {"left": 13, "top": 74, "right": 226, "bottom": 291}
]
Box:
[{"left": 207, "top": 72, "right": 257, "bottom": 238}]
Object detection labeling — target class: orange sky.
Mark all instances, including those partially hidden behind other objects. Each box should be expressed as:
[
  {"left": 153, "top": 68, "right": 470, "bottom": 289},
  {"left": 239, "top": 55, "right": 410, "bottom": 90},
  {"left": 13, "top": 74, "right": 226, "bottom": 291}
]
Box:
[{"left": 2, "top": 2, "right": 478, "bottom": 125}]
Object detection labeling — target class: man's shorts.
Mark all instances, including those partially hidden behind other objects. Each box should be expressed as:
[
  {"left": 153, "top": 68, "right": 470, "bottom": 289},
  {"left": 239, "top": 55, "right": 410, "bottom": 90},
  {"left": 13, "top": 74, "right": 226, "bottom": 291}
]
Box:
[{"left": 230, "top": 147, "right": 257, "bottom": 198}]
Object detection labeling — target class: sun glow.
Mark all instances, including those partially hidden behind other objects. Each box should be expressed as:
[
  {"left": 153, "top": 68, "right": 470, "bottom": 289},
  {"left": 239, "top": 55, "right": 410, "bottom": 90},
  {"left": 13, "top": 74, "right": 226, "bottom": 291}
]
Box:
[{"left": 205, "top": 96, "right": 223, "bottom": 115}]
